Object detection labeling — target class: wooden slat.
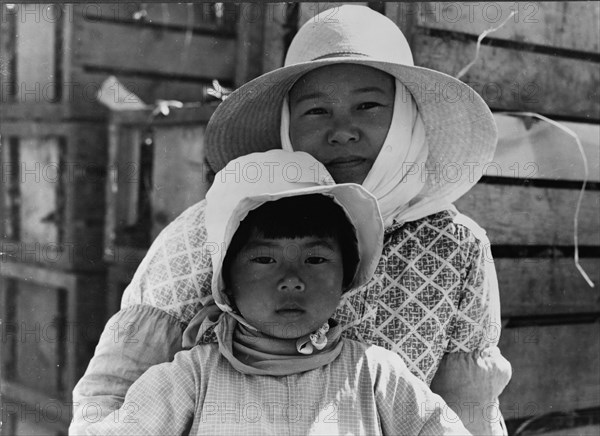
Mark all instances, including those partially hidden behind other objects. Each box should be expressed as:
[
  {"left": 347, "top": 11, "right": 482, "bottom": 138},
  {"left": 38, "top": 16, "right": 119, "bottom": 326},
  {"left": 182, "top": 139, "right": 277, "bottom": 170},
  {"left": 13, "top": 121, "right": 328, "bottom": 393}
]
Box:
[
  {"left": 492, "top": 115, "right": 600, "bottom": 183},
  {"left": 72, "top": 70, "right": 212, "bottom": 106},
  {"left": 234, "top": 4, "right": 266, "bottom": 87},
  {"left": 455, "top": 184, "right": 600, "bottom": 246},
  {"left": 496, "top": 258, "right": 600, "bottom": 318},
  {"left": 0, "top": 4, "right": 16, "bottom": 103},
  {"left": 14, "top": 281, "right": 64, "bottom": 396},
  {"left": 19, "top": 137, "right": 60, "bottom": 246},
  {"left": 0, "top": 262, "right": 78, "bottom": 288},
  {"left": 262, "top": 3, "right": 289, "bottom": 73},
  {"left": 150, "top": 125, "right": 209, "bottom": 239},
  {"left": 78, "top": 2, "right": 237, "bottom": 33},
  {"left": 412, "top": 33, "right": 600, "bottom": 120},
  {"left": 499, "top": 322, "right": 600, "bottom": 418},
  {"left": 15, "top": 4, "right": 57, "bottom": 102},
  {"left": 416, "top": 1, "right": 600, "bottom": 53},
  {"left": 74, "top": 19, "right": 236, "bottom": 81}
]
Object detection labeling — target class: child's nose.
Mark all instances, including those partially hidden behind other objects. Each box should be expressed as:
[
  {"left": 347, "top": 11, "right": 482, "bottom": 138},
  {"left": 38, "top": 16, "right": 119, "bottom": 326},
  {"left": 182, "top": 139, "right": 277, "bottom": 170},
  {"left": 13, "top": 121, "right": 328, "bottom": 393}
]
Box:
[{"left": 277, "top": 276, "right": 306, "bottom": 293}]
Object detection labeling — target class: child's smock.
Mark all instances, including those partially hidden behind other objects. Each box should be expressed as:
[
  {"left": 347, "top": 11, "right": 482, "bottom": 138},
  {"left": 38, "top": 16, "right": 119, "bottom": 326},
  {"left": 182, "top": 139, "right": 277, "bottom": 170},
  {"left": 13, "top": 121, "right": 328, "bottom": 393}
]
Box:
[
  {"left": 70, "top": 201, "right": 508, "bottom": 434},
  {"left": 85, "top": 338, "right": 468, "bottom": 436}
]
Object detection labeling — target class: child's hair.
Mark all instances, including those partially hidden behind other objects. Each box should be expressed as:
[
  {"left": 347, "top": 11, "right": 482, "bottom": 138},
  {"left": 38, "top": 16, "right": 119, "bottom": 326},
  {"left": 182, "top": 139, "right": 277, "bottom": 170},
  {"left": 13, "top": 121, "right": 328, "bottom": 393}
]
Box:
[{"left": 223, "top": 194, "right": 359, "bottom": 290}]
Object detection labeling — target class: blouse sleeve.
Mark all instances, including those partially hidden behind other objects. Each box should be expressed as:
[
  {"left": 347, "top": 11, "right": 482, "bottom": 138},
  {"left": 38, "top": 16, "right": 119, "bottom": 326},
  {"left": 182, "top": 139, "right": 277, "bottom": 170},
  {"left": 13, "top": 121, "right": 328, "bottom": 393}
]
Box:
[
  {"left": 120, "top": 200, "right": 214, "bottom": 325},
  {"left": 448, "top": 213, "right": 501, "bottom": 352},
  {"left": 430, "top": 212, "right": 512, "bottom": 436},
  {"left": 84, "top": 350, "right": 198, "bottom": 436},
  {"left": 371, "top": 347, "right": 471, "bottom": 436},
  {"left": 69, "top": 305, "right": 184, "bottom": 435}
]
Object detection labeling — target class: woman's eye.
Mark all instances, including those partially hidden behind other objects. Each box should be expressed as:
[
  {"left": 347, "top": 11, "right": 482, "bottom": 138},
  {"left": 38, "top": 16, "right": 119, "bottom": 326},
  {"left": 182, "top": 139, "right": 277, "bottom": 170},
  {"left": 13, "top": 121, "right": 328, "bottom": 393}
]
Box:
[
  {"left": 305, "top": 256, "right": 328, "bottom": 264},
  {"left": 305, "top": 107, "right": 327, "bottom": 115},
  {"left": 251, "top": 256, "right": 275, "bottom": 264}
]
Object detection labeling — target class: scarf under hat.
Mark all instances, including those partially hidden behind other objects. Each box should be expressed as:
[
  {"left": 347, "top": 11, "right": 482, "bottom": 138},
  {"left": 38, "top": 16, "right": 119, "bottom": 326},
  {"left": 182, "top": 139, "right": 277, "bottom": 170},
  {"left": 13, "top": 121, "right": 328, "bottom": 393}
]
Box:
[{"left": 281, "top": 79, "right": 455, "bottom": 227}]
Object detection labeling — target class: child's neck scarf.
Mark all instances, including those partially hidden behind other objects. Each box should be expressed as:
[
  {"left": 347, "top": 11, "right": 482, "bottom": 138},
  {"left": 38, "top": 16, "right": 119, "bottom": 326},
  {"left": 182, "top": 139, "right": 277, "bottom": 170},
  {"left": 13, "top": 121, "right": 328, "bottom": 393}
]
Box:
[{"left": 183, "top": 303, "right": 344, "bottom": 376}]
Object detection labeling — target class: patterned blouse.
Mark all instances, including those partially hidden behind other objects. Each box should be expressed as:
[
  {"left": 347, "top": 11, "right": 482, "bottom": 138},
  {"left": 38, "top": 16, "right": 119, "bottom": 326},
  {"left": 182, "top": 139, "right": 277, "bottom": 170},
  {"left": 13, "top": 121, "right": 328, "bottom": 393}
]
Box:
[{"left": 121, "top": 199, "right": 500, "bottom": 385}]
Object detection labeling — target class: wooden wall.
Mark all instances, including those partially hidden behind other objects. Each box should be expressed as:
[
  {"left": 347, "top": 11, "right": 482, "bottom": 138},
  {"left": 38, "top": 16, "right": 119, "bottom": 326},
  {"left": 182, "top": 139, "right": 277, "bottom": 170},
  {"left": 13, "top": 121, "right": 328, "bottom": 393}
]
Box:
[
  {"left": 1, "top": 2, "right": 598, "bottom": 435},
  {"left": 381, "top": 1, "right": 600, "bottom": 432},
  {"left": 0, "top": 3, "right": 264, "bottom": 435}
]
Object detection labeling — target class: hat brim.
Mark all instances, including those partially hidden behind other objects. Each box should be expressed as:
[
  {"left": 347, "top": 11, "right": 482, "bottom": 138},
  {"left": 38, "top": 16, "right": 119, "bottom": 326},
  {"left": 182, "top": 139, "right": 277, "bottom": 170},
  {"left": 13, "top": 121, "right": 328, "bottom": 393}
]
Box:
[
  {"left": 212, "top": 182, "right": 383, "bottom": 305},
  {"left": 205, "top": 57, "right": 498, "bottom": 191}
]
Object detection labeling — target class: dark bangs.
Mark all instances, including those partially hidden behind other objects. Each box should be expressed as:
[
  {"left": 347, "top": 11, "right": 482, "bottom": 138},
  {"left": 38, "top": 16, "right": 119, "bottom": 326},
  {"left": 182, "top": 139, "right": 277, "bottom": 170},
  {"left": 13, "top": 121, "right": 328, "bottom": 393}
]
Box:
[{"left": 224, "top": 195, "right": 359, "bottom": 288}]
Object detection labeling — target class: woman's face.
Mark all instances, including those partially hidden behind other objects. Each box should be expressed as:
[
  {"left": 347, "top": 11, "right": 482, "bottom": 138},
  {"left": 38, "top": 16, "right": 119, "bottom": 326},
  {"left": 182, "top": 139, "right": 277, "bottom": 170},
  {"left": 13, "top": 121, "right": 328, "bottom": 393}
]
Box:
[{"left": 289, "top": 64, "right": 395, "bottom": 184}]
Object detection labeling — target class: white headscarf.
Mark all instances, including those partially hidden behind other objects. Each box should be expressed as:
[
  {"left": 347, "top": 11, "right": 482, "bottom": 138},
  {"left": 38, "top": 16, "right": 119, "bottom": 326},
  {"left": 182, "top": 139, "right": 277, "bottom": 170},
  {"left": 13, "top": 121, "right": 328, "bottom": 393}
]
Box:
[{"left": 280, "top": 79, "right": 454, "bottom": 227}]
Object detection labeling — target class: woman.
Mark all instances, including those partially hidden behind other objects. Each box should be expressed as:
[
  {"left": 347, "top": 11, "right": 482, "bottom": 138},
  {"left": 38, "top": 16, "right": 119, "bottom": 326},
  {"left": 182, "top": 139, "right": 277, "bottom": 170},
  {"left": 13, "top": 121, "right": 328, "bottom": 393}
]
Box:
[{"left": 71, "top": 5, "right": 511, "bottom": 435}]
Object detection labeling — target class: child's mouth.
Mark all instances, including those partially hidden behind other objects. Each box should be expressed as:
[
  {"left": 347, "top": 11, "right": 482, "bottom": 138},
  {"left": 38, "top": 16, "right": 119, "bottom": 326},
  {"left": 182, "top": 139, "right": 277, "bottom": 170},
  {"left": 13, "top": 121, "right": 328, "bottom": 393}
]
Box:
[{"left": 276, "top": 305, "right": 305, "bottom": 318}]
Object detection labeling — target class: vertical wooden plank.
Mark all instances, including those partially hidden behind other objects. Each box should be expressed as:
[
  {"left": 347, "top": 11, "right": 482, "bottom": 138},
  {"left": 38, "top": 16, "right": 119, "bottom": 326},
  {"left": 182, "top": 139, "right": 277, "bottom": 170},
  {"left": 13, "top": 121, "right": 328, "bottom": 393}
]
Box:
[
  {"left": 385, "top": 2, "right": 419, "bottom": 46},
  {"left": 235, "top": 3, "right": 266, "bottom": 87},
  {"left": 19, "top": 137, "right": 60, "bottom": 245},
  {"left": 14, "top": 281, "right": 64, "bottom": 396},
  {"left": 150, "top": 125, "right": 209, "bottom": 239},
  {"left": 0, "top": 4, "right": 17, "bottom": 103},
  {"left": 15, "top": 4, "right": 57, "bottom": 102},
  {"left": 1, "top": 136, "right": 20, "bottom": 240},
  {"left": 262, "top": 3, "right": 288, "bottom": 72}
]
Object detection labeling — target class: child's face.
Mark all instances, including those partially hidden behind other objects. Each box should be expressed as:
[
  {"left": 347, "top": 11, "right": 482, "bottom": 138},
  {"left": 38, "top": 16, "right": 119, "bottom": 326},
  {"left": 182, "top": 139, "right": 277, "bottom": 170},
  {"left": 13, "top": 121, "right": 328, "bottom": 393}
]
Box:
[
  {"left": 227, "top": 233, "right": 344, "bottom": 339},
  {"left": 288, "top": 64, "right": 395, "bottom": 184}
]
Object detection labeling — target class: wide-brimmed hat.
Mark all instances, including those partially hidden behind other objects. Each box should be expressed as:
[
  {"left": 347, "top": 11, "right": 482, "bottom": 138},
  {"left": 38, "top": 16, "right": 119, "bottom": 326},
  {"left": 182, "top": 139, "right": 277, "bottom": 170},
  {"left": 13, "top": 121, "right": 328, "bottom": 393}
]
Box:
[
  {"left": 205, "top": 5, "right": 497, "bottom": 185},
  {"left": 205, "top": 150, "right": 383, "bottom": 312}
]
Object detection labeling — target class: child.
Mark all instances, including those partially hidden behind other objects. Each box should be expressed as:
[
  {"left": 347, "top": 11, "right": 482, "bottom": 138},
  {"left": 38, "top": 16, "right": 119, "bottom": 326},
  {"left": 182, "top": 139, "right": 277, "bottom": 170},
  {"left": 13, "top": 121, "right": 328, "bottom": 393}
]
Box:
[{"left": 85, "top": 150, "right": 469, "bottom": 435}]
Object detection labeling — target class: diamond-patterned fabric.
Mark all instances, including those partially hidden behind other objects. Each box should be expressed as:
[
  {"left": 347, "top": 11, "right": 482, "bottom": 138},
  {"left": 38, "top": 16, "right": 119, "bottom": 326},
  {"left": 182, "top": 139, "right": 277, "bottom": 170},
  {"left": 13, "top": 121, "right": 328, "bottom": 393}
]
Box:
[{"left": 122, "top": 200, "right": 499, "bottom": 385}]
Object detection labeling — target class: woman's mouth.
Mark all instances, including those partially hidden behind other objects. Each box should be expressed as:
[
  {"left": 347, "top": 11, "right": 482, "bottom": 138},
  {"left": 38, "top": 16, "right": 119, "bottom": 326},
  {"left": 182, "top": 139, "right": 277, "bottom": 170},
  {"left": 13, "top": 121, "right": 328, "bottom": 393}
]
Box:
[{"left": 326, "top": 158, "right": 366, "bottom": 168}]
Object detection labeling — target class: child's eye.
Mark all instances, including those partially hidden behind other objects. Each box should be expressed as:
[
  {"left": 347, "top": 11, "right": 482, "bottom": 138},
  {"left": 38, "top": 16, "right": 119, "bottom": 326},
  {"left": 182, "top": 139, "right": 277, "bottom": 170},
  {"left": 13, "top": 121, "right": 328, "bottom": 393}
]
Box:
[
  {"left": 305, "top": 256, "right": 328, "bottom": 264},
  {"left": 357, "top": 102, "right": 381, "bottom": 110},
  {"left": 250, "top": 256, "right": 275, "bottom": 264}
]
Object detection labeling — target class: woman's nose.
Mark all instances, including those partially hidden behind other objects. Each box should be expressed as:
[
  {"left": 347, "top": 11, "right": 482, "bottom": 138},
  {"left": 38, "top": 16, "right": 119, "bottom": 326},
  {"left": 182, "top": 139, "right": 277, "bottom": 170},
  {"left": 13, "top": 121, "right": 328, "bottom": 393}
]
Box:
[
  {"left": 277, "top": 275, "right": 306, "bottom": 293},
  {"left": 327, "top": 116, "right": 359, "bottom": 145}
]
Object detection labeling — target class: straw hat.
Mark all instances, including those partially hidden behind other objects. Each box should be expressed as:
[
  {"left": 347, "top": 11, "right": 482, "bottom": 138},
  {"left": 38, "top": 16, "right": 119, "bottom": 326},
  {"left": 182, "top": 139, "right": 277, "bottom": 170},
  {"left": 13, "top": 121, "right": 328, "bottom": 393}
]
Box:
[
  {"left": 205, "top": 150, "right": 383, "bottom": 310},
  {"left": 205, "top": 5, "right": 497, "bottom": 185}
]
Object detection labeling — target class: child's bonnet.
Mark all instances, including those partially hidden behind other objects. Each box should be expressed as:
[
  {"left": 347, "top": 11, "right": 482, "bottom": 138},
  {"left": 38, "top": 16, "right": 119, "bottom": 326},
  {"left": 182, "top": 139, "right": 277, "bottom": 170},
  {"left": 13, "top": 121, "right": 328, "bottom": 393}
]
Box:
[{"left": 182, "top": 149, "right": 384, "bottom": 375}]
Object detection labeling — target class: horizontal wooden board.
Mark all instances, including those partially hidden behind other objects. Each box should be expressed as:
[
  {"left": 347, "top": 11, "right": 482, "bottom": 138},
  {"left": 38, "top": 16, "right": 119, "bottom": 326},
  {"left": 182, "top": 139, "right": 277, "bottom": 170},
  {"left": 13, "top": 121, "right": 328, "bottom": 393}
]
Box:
[
  {"left": 74, "top": 19, "right": 237, "bottom": 81},
  {"left": 413, "top": 1, "right": 599, "bottom": 53},
  {"left": 499, "top": 322, "right": 600, "bottom": 418},
  {"left": 71, "top": 70, "right": 213, "bottom": 107},
  {"left": 412, "top": 33, "right": 600, "bottom": 120},
  {"left": 76, "top": 2, "right": 237, "bottom": 33},
  {"left": 455, "top": 183, "right": 600, "bottom": 246},
  {"left": 496, "top": 258, "right": 600, "bottom": 317},
  {"left": 492, "top": 115, "right": 600, "bottom": 183}
]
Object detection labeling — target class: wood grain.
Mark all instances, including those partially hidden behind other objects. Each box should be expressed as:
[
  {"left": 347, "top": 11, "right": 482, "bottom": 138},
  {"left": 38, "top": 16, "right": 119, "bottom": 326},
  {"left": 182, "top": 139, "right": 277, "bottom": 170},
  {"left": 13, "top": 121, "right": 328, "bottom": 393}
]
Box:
[
  {"left": 496, "top": 258, "right": 600, "bottom": 317},
  {"left": 456, "top": 184, "right": 600, "bottom": 246},
  {"left": 74, "top": 20, "right": 236, "bottom": 81},
  {"left": 499, "top": 322, "right": 600, "bottom": 418},
  {"left": 412, "top": 33, "right": 600, "bottom": 119}
]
